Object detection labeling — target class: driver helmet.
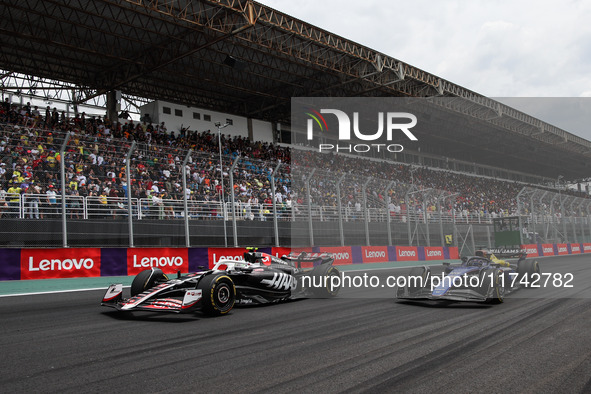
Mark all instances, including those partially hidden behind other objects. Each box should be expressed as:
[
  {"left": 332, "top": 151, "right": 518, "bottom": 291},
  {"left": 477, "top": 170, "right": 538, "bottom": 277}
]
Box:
[{"left": 475, "top": 250, "right": 487, "bottom": 258}]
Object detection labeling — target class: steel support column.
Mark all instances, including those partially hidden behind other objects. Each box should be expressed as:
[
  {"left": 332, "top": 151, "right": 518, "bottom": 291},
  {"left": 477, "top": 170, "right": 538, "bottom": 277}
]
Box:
[
  {"left": 362, "top": 177, "right": 372, "bottom": 246},
  {"left": 336, "top": 174, "right": 346, "bottom": 247},
  {"left": 182, "top": 149, "right": 192, "bottom": 248},
  {"left": 125, "top": 140, "right": 136, "bottom": 248},
  {"left": 306, "top": 169, "right": 316, "bottom": 247},
  {"left": 59, "top": 132, "right": 71, "bottom": 248},
  {"left": 385, "top": 181, "right": 394, "bottom": 246},
  {"left": 271, "top": 161, "right": 282, "bottom": 247},
  {"left": 229, "top": 156, "right": 240, "bottom": 247}
]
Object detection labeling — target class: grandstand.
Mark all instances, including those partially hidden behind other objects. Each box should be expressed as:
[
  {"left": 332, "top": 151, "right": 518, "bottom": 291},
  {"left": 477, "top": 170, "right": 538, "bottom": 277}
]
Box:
[{"left": 1, "top": 0, "right": 590, "bottom": 251}]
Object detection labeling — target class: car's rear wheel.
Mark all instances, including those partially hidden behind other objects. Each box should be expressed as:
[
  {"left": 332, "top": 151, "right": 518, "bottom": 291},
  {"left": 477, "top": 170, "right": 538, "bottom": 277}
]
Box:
[
  {"left": 314, "top": 265, "right": 341, "bottom": 298},
  {"left": 517, "top": 260, "right": 541, "bottom": 288},
  {"left": 130, "top": 268, "right": 169, "bottom": 297},
  {"left": 197, "top": 273, "right": 236, "bottom": 316}
]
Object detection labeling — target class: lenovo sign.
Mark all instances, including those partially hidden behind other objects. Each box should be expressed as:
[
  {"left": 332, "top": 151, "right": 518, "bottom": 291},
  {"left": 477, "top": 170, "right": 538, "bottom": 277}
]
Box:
[
  {"left": 396, "top": 246, "right": 418, "bottom": 261},
  {"left": 21, "top": 248, "right": 101, "bottom": 279},
  {"left": 520, "top": 244, "right": 539, "bottom": 257},
  {"left": 207, "top": 247, "right": 250, "bottom": 268},
  {"left": 128, "top": 248, "right": 189, "bottom": 275},
  {"left": 541, "top": 244, "right": 555, "bottom": 257},
  {"left": 556, "top": 244, "right": 569, "bottom": 256},
  {"left": 424, "top": 247, "right": 444, "bottom": 261},
  {"left": 361, "top": 246, "right": 388, "bottom": 263},
  {"left": 317, "top": 247, "right": 353, "bottom": 265}
]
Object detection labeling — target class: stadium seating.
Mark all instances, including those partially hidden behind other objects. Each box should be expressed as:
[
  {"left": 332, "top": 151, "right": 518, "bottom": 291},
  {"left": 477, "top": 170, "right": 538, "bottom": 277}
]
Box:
[{"left": 0, "top": 102, "right": 586, "bottom": 223}]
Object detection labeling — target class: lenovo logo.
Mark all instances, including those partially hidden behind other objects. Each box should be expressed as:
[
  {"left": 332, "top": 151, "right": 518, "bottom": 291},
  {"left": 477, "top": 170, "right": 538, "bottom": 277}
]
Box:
[
  {"left": 213, "top": 254, "right": 244, "bottom": 264},
  {"left": 365, "top": 250, "right": 385, "bottom": 258},
  {"left": 398, "top": 250, "right": 416, "bottom": 257},
  {"left": 133, "top": 255, "right": 184, "bottom": 268},
  {"left": 333, "top": 252, "right": 351, "bottom": 260},
  {"left": 28, "top": 256, "right": 94, "bottom": 271}
]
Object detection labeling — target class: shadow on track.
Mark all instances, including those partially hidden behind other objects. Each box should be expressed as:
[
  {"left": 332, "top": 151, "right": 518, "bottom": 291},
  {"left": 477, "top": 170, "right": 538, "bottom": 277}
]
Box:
[
  {"left": 395, "top": 299, "right": 495, "bottom": 309},
  {"left": 100, "top": 310, "right": 202, "bottom": 323}
]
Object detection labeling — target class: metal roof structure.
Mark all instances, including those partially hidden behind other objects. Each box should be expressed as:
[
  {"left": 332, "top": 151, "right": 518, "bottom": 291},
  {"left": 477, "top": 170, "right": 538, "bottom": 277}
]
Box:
[{"left": 0, "top": 0, "right": 589, "bottom": 180}]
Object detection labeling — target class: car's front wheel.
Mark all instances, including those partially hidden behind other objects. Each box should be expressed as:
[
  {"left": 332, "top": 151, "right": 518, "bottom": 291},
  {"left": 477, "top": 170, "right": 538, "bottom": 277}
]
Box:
[
  {"left": 479, "top": 268, "right": 504, "bottom": 304},
  {"left": 130, "top": 268, "right": 169, "bottom": 297},
  {"left": 197, "top": 273, "right": 236, "bottom": 316},
  {"left": 408, "top": 266, "right": 430, "bottom": 296}
]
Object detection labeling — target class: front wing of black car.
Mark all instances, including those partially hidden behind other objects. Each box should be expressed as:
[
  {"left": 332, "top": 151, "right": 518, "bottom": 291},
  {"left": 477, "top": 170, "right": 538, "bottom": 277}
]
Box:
[{"left": 101, "top": 283, "right": 204, "bottom": 313}]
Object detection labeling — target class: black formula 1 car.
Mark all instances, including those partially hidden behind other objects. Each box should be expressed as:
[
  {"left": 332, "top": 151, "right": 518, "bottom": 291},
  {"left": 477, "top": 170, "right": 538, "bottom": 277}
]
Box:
[
  {"left": 396, "top": 249, "right": 540, "bottom": 304},
  {"left": 101, "top": 250, "right": 340, "bottom": 316}
]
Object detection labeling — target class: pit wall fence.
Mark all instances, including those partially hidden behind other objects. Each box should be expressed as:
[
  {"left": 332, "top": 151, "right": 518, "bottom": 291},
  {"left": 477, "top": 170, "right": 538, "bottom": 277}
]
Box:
[{"left": 1, "top": 243, "right": 588, "bottom": 281}]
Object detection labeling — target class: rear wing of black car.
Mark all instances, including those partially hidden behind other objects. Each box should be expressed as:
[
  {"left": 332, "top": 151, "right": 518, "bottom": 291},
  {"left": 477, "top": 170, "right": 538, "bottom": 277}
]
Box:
[{"left": 283, "top": 252, "right": 335, "bottom": 267}]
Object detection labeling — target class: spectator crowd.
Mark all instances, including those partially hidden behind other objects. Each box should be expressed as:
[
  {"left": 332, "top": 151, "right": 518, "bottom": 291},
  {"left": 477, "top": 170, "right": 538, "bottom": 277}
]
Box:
[{"left": 0, "top": 99, "right": 586, "bottom": 221}]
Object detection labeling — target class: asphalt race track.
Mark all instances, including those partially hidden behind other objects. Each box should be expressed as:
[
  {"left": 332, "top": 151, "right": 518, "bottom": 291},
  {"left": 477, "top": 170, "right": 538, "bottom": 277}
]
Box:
[{"left": 2, "top": 254, "right": 591, "bottom": 393}]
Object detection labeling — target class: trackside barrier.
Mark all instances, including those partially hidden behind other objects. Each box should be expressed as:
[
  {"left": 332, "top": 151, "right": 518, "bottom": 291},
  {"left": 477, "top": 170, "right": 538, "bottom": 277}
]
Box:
[{"left": 2, "top": 244, "right": 588, "bottom": 281}]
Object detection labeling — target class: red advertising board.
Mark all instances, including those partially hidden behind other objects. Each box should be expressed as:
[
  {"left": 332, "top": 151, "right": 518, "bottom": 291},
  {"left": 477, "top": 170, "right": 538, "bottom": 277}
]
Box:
[
  {"left": 424, "top": 247, "right": 444, "bottom": 261},
  {"left": 556, "top": 243, "right": 569, "bottom": 255},
  {"left": 570, "top": 244, "right": 581, "bottom": 254},
  {"left": 448, "top": 247, "right": 459, "bottom": 260},
  {"left": 207, "top": 247, "right": 250, "bottom": 268},
  {"left": 127, "top": 248, "right": 189, "bottom": 275},
  {"left": 583, "top": 243, "right": 591, "bottom": 254},
  {"left": 21, "top": 248, "right": 101, "bottom": 280},
  {"left": 360, "top": 246, "right": 388, "bottom": 263},
  {"left": 395, "top": 246, "right": 419, "bottom": 261},
  {"left": 520, "top": 244, "right": 539, "bottom": 257},
  {"left": 541, "top": 244, "right": 555, "bottom": 256},
  {"left": 317, "top": 246, "right": 354, "bottom": 265}
]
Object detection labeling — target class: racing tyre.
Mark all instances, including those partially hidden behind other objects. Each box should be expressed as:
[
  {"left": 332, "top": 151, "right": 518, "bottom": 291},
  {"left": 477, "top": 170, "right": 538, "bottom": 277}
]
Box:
[
  {"left": 197, "top": 273, "right": 236, "bottom": 316},
  {"left": 130, "top": 268, "right": 169, "bottom": 297},
  {"left": 405, "top": 266, "right": 430, "bottom": 296},
  {"left": 479, "top": 268, "right": 504, "bottom": 304},
  {"left": 310, "top": 265, "right": 341, "bottom": 298},
  {"left": 517, "top": 260, "right": 541, "bottom": 288}
]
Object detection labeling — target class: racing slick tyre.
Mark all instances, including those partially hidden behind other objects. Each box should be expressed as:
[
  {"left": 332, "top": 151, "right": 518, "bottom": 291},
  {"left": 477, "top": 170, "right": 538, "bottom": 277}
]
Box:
[
  {"left": 517, "top": 260, "right": 541, "bottom": 288},
  {"left": 403, "top": 266, "right": 430, "bottom": 297},
  {"left": 197, "top": 273, "right": 236, "bottom": 316},
  {"left": 130, "top": 268, "right": 169, "bottom": 297},
  {"left": 310, "top": 265, "right": 341, "bottom": 298},
  {"left": 478, "top": 268, "right": 504, "bottom": 304}
]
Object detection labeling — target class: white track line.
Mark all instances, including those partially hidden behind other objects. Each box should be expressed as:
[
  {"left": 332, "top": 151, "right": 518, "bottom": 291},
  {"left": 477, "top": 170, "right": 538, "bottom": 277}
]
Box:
[{"left": 0, "top": 286, "right": 130, "bottom": 298}]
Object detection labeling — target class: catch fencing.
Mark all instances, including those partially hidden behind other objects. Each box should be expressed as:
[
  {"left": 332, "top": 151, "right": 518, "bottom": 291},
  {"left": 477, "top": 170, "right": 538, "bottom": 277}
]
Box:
[{"left": 516, "top": 187, "right": 591, "bottom": 245}]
